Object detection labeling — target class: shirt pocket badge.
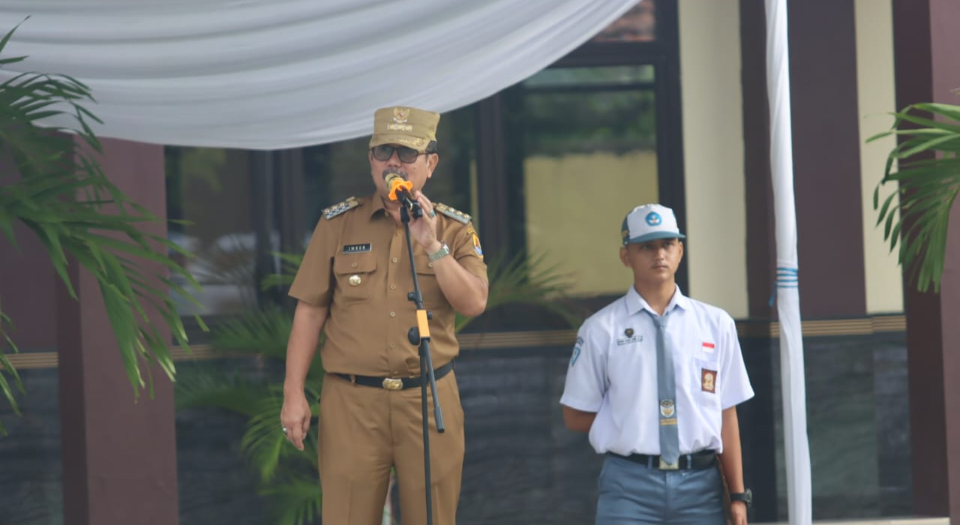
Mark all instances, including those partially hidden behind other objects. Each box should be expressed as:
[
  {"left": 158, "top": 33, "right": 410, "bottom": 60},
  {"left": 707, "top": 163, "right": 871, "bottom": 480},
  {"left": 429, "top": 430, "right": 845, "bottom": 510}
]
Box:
[
  {"left": 700, "top": 368, "right": 718, "bottom": 394},
  {"left": 333, "top": 254, "right": 377, "bottom": 301}
]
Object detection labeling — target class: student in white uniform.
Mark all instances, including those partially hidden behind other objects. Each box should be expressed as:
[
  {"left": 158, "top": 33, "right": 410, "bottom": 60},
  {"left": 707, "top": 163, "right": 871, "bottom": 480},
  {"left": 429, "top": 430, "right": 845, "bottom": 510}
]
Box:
[{"left": 561, "top": 203, "right": 754, "bottom": 525}]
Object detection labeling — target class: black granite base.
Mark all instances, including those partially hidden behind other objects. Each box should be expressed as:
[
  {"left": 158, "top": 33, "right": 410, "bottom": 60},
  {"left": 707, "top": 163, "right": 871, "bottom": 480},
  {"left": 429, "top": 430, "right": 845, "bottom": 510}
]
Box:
[
  {"left": 760, "top": 331, "right": 912, "bottom": 522},
  {"left": 0, "top": 368, "right": 63, "bottom": 525}
]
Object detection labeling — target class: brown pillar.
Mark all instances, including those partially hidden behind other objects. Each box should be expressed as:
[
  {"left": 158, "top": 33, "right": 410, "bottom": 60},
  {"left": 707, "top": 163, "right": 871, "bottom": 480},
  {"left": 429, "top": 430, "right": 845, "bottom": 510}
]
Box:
[
  {"left": 740, "top": 1, "right": 870, "bottom": 520},
  {"left": 741, "top": 0, "right": 777, "bottom": 320},
  {"left": 788, "top": 0, "right": 867, "bottom": 318},
  {"left": 738, "top": 2, "right": 780, "bottom": 521},
  {"left": 743, "top": 0, "right": 868, "bottom": 320},
  {"left": 891, "top": 0, "right": 960, "bottom": 518},
  {"left": 57, "top": 138, "right": 179, "bottom": 525}
]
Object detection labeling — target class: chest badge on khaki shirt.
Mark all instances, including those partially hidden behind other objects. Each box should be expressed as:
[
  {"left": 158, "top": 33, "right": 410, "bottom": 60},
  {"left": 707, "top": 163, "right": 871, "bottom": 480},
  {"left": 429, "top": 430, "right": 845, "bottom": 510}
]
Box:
[{"left": 348, "top": 275, "right": 362, "bottom": 286}]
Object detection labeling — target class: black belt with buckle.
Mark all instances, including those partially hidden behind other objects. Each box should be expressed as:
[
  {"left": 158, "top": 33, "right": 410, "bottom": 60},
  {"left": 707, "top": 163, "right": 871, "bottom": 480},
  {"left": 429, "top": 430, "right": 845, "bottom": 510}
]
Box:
[
  {"left": 334, "top": 361, "right": 454, "bottom": 391},
  {"left": 609, "top": 449, "right": 717, "bottom": 470}
]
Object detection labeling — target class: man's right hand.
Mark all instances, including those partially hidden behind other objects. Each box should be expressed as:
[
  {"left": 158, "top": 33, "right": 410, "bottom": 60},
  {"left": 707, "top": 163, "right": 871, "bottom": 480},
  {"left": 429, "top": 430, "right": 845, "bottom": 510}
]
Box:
[{"left": 280, "top": 391, "right": 313, "bottom": 451}]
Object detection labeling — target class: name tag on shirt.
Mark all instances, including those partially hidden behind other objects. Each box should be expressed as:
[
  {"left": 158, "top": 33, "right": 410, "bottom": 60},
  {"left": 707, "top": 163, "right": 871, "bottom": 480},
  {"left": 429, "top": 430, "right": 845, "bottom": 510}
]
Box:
[
  {"left": 617, "top": 327, "right": 644, "bottom": 346},
  {"left": 343, "top": 243, "right": 372, "bottom": 254}
]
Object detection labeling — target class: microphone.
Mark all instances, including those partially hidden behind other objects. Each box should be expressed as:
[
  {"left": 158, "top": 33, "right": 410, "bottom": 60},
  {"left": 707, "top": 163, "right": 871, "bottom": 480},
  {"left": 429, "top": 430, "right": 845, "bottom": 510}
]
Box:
[{"left": 385, "top": 171, "right": 423, "bottom": 219}]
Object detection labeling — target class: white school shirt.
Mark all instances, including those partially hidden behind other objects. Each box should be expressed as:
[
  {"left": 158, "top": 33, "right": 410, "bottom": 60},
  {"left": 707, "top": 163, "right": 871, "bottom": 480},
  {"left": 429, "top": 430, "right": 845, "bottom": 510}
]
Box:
[{"left": 560, "top": 285, "right": 754, "bottom": 456}]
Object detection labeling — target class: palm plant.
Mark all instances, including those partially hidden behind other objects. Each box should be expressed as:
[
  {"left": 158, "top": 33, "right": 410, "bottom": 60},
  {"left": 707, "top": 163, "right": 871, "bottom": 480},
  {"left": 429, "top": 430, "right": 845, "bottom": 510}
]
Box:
[
  {"left": 0, "top": 22, "right": 203, "bottom": 433},
  {"left": 869, "top": 102, "right": 960, "bottom": 293},
  {"left": 175, "top": 250, "right": 581, "bottom": 525}
]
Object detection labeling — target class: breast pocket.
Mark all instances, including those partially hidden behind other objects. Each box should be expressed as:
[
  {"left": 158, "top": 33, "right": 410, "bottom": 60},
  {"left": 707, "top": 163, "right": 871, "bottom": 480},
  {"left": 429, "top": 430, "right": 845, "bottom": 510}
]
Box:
[
  {"left": 693, "top": 356, "right": 721, "bottom": 406},
  {"left": 333, "top": 254, "right": 377, "bottom": 304},
  {"left": 414, "top": 254, "right": 444, "bottom": 311}
]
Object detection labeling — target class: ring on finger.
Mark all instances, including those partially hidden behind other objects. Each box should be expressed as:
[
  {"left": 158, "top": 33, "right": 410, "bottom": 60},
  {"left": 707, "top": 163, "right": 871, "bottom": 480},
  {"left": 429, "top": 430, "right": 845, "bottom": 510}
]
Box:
[{"left": 428, "top": 209, "right": 436, "bottom": 218}]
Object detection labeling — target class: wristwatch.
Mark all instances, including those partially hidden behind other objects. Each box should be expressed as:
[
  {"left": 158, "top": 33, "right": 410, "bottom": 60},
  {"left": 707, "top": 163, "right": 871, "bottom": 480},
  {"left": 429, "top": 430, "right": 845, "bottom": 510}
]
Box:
[
  {"left": 729, "top": 488, "right": 752, "bottom": 508},
  {"left": 428, "top": 241, "right": 451, "bottom": 262}
]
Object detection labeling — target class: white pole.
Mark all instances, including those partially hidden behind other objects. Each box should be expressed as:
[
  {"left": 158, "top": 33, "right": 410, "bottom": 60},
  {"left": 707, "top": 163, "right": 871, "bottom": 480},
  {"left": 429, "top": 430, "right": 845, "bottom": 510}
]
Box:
[{"left": 763, "top": 0, "right": 812, "bottom": 523}]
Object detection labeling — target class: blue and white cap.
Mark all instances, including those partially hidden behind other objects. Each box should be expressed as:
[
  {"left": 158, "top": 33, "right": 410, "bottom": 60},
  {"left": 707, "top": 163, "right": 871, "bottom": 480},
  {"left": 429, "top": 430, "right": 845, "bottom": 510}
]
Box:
[{"left": 621, "top": 204, "right": 685, "bottom": 245}]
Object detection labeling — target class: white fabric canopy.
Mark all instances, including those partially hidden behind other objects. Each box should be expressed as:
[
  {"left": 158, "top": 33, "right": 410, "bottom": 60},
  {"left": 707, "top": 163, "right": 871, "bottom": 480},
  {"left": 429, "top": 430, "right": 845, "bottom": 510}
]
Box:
[{"left": 0, "top": 0, "right": 637, "bottom": 150}]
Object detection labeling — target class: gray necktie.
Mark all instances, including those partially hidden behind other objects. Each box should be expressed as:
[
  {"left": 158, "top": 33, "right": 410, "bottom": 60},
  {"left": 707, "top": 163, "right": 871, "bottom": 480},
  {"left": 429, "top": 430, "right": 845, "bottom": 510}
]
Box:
[{"left": 651, "top": 312, "right": 680, "bottom": 467}]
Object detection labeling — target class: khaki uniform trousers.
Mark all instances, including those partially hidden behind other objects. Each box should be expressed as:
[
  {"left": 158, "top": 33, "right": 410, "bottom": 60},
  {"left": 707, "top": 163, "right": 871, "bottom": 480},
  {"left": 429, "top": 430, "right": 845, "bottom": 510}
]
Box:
[{"left": 318, "top": 370, "right": 465, "bottom": 525}]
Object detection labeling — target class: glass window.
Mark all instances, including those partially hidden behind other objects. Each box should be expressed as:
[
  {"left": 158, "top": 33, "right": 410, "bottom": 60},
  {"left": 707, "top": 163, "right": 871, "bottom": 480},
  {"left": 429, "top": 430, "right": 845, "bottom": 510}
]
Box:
[
  {"left": 300, "top": 106, "right": 477, "bottom": 242},
  {"left": 591, "top": 0, "right": 657, "bottom": 43},
  {"left": 503, "top": 65, "right": 659, "bottom": 297},
  {"left": 166, "top": 147, "right": 263, "bottom": 316}
]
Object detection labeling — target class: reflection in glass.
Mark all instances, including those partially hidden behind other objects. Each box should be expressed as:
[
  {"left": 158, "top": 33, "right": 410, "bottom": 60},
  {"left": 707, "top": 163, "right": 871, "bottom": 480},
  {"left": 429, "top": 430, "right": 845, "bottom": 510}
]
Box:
[
  {"left": 505, "top": 66, "right": 658, "bottom": 297},
  {"left": 592, "top": 0, "right": 656, "bottom": 43},
  {"left": 166, "top": 147, "right": 264, "bottom": 315}
]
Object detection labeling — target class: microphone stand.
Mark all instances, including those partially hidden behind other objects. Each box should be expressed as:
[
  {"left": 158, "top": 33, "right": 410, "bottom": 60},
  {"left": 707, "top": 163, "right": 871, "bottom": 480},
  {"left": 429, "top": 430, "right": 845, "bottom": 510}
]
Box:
[{"left": 400, "top": 204, "right": 444, "bottom": 525}]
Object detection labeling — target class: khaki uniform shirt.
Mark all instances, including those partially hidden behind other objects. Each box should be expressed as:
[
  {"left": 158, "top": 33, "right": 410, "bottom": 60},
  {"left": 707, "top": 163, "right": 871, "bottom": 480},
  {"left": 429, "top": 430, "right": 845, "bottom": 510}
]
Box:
[{"left": 289, "top": 192, "right": 487, "bottom": 377}]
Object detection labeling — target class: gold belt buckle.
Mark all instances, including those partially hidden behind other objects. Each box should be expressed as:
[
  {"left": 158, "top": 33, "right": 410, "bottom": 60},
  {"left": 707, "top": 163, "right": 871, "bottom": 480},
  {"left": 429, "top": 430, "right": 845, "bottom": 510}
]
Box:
[
  {"left": 659, "top": 458, "right": 679, "bottom": 470},
  {"left": 382, "top": 377, "right": 403, "bottom": 390}
]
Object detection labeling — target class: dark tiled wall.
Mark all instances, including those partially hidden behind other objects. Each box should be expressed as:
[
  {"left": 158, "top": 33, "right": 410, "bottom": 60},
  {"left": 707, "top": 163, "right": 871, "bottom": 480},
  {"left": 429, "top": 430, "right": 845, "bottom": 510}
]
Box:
[
  {"left": 0, "top": 332, "right": 913, "bottom": 525},
  {"left": 0, "top": 368, "right": 63, "bottom": 525},
  {"left": 760, "top": 332, "right": 912, "bottom": 521}
]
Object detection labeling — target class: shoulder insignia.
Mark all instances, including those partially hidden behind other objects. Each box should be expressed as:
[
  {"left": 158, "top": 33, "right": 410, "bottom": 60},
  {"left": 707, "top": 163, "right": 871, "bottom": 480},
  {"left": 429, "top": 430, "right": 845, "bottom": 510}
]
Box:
[
  {"left": 322, "top": 197, "right": 360, "bottom": 220},
  {"left": 435, "top": 203, "right": 471, "bottom": 224}
]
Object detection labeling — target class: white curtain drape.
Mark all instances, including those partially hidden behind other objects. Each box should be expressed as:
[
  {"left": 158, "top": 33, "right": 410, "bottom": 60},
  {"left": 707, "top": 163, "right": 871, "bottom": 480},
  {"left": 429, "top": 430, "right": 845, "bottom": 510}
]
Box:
[
  {"left": 765, "top": 0, "right": 812, "bottom": 523},
  {"left": 0, "top": 0, "right": 638, "bottom": 150}
]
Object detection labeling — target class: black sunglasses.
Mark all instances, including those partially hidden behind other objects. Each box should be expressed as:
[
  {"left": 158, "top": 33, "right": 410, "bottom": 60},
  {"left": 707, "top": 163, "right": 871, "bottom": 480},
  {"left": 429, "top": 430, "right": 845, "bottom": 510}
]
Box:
[{"left": 371, "top": 144, "right": 426, "bottom": 163}]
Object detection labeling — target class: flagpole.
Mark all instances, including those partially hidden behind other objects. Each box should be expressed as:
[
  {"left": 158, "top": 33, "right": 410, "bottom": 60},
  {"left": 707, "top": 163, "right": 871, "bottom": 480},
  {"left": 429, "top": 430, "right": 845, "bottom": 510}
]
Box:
[{"left": 764, "top": 0, "right": 812, "bottom": 523}]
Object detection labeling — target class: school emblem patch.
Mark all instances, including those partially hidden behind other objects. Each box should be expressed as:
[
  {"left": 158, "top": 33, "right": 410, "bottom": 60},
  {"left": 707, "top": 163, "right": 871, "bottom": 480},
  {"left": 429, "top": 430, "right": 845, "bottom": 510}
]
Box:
[
  {"left": 701, "top": 369, "right": 717, "bottom": 393},
  {"left": 659, "top": 399, "right": 675, "bottom": 418},
  {"left": 570, "top": 337, "right": 583, "bottom": 367}
]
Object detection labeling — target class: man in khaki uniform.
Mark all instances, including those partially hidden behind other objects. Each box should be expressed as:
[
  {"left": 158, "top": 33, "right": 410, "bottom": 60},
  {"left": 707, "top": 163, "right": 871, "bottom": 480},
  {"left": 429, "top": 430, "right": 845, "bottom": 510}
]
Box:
[{"left": 280, "top": 106, "right": 488, "bottom": 525}]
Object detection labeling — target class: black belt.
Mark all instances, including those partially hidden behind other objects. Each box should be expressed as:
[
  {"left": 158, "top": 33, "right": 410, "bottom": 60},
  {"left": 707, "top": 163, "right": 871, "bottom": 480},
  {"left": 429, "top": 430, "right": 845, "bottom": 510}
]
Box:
[
  {"left": 334, "top": 361, "right": 454, "bottom": 391},
  {"left": 608, "top": 449, "right": 717, "bottom": 470}
]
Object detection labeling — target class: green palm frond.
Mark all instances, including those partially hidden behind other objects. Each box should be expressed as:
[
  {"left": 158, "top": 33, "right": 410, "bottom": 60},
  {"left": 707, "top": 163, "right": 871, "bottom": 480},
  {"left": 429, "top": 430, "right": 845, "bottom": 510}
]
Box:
[
  {"left": 259, "top": 474, "right": 323, "bottom": 525},
  {"left": 0, "top": 21, "right": 204, "bottom": 432},
  {"left": 0, "top": 306, "right": 25, "bottom": 434},
  {"left": 209, "top": 304, "right": 326, "bottom": 380},
  {"left": 174, "top": 362, "right": 321, "bottom": 483},
  {"left": 868, "top": 102, "right": 960, "bottom": 292},
  {"left": 241, "top": 392, "right": 320, "bottom": 482},
  {"left": 456, "top": 251, "right": 582, "bottom": 332},
  {"left": 211, "top": 305, "right": 295, "bottom": 361},
  {"left": 174, "top": 365, "right": 271, "bottom": 417},
  {"left": 261, "top": 251, "right": 303, "bottom": 290}
]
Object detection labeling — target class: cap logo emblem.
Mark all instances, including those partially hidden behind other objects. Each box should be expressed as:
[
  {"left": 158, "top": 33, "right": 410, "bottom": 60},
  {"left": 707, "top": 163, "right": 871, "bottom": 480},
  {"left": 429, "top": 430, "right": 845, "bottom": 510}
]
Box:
[
  {"left": 392, "top": 107, "right": 410, "bottom": 123},
  {"left": 387, "top": 107, "right": 413, "bottom": 132},
  {"left": 645, "top": 212, "right": 662, "bottom": 226}
]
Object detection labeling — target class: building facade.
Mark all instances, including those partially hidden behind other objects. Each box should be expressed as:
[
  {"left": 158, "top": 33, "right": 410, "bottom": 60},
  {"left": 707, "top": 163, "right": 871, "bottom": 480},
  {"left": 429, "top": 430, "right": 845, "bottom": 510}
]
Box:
[{"left": 1, "top": 1, "right": 958, "bottom": 524}]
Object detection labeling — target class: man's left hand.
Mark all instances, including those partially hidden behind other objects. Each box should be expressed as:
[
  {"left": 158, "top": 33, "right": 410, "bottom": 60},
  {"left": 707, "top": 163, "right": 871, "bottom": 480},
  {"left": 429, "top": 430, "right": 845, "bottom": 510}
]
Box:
[
  {"left": 410, "top": 190, "right": 441, "bottom": 252},
  {"left": 730, "top": 501, "right": 748, "bottom": 525}
]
